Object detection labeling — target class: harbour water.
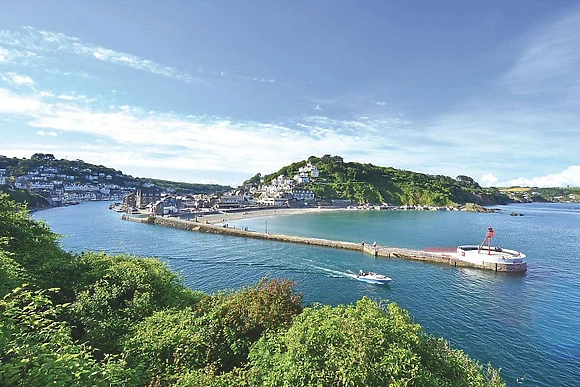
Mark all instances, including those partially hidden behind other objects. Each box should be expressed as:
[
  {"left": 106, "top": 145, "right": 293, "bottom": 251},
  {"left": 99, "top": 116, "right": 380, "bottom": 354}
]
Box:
[{"left": 34, "top": 202, "right": 580, "bottom": 386}]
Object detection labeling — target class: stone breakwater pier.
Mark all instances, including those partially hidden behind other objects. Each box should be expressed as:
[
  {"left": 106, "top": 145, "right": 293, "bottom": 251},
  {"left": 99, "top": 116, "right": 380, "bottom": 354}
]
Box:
[{"left": 122, "top": 215, "right": 526, "bottom": 273}]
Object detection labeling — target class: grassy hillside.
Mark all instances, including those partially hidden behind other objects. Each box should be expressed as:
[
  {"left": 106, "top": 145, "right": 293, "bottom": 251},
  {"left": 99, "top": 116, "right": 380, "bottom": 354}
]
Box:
[{"left": 263, "top": 155, "right": 510, "bottom": 206}]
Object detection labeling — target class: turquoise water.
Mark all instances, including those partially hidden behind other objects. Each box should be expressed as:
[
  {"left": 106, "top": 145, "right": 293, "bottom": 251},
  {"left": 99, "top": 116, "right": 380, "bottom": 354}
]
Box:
[{"left": 34, "top": 202, "right": 580, "bottom": 386}]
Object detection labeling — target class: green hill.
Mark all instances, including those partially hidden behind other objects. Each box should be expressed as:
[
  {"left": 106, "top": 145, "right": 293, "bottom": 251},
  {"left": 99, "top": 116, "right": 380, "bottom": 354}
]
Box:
[
  {"left": 0, "top": 153, "right": 231, "bottom": 195},
  {"left": 263, "top": 155, "right": 510, "bottom": 206}
]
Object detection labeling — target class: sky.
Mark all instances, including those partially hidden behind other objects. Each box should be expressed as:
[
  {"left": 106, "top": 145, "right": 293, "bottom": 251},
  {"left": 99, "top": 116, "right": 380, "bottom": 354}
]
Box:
[{"left": 1, "top": 0, "right": 579, "bottom": 187}]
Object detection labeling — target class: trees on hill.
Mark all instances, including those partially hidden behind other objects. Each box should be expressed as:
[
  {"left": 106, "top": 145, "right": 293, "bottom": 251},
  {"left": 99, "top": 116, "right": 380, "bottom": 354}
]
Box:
[
  {"left": 0, "top": 194, "right": 505, "bottom": 386},
  {"left": 261, "top": 155, "right": 509, "bottom": 206}
]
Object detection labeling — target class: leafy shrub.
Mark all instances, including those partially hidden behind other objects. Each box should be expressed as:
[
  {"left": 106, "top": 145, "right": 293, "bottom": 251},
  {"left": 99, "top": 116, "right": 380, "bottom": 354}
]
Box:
[
  {"left": 245, "top": 297, "right": 504, "bottom": 387},
  {"left": 0, "top": 286, "right": 144, "bottom": 387},
  {"left": 124, "top": 279, "right": 303, "bottom": 382},
  {"left": 67, "top": 252, "right": 202, "bottom": 355}
]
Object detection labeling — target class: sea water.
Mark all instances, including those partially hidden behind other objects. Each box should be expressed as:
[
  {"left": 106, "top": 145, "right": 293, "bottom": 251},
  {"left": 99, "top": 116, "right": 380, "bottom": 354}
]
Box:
[{"left": 34, "top": 202, "right": 580, "bottom": 386}]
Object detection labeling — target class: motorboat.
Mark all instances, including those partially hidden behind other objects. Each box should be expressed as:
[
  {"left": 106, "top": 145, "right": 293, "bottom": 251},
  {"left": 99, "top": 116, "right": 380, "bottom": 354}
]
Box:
[{"left": 356, "top": 271, "right": 392, "bottom": 285}]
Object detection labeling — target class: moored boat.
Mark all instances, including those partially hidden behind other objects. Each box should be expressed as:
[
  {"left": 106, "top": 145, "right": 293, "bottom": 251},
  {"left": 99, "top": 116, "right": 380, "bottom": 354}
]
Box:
[{"left": 356, "top": 270, "right": 392, "bottom": 284}]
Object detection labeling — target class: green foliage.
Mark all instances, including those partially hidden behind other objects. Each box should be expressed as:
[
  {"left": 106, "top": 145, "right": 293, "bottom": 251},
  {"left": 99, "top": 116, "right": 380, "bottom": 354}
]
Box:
[
  {"left": 0, "top": 194, "right": 65, "bottom": 276},
  {"left": 0, "top": 155, "right": 123, "bottom": 184},
  {"left": 0, "top": 194, "right": 80, "bottom": 302},
  {"left": 124, "top": 279, "right": 303, "bottom": 382},
  {"left": 68, "top": 252, "right": 201, "bottom": 354},
  {"left": 245, "top": 297, "right": 504, "bottom": 387},
  {"left": 0, "top": 195, "right": 58, "bottom": 261},
  {"left": 0, "top": 251, "right": 28, "bottom": 298},
  {"left": 243, "top": 173, "right": 262, "bottom": 187},
  {"left": 135, "top": 177, "right": 232, "bottom": 195},
  {"left": 261, "top": 156, "right": 510, "bottom": 206},
  {"left": 529, "top": 187, "right": 580, "bottom": 203},
  {"left": 0, "top": 286, "right": 144, "bottom": 387},
  {"left": 0, "top": 186, "right": 50, "bottom": 209}
]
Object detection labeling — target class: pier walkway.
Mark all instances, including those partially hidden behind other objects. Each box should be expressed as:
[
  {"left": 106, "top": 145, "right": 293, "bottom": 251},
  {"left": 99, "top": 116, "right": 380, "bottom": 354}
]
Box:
[{"left": 122, "top": 214, "right": 520, "bottom": 272}]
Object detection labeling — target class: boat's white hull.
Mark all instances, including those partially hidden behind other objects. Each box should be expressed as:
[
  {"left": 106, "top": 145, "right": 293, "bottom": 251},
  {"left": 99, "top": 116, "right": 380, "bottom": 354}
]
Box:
[{"left": 356, "top": 273, "right": 392, "bottom": 285}]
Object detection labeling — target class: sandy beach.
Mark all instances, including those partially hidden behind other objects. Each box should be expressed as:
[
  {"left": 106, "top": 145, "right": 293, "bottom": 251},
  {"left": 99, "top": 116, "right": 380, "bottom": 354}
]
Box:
[{"left": 195, "top": 207, "right": 341, "bottom": 224}]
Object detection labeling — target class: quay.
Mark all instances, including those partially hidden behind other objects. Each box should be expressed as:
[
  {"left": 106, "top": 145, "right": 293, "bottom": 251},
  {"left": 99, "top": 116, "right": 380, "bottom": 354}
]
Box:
[{"left": 121, "top": 214, "right": 526, "bottom": 273}]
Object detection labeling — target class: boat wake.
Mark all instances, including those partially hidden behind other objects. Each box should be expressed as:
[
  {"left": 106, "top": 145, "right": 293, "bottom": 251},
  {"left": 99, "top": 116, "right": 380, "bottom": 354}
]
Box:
[{"left": 313, "top": 266, "right": 357, "bottom": 278}]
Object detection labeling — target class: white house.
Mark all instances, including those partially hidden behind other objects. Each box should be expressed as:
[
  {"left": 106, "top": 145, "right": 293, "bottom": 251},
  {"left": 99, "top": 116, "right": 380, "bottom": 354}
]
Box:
[
  {"left": 29, "top": 182, "right": 54, "bottom": 190},
  {"left": 259, "top": 197, "right": 288, "bottom": 206},
  {"left": 292, "top": 189, "right": 315, "bottom": 201},
  {"left": 298, "top": 163, "right": 319, "bottom": 178}
]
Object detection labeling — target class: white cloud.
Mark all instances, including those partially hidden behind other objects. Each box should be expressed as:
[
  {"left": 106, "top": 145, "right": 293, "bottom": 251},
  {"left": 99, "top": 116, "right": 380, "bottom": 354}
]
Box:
[
  {"left": 407, "top": 9, "right": 580, "bottom": 183},
  {"left": 481, "top": 173, "right": 499, "bottom": 187},
  {"left": 0, "top": 87, "right": 384, "bottom": 176},
  {"left": 0, "top": 47, "right": 8, "bottom": 62},
  {"left": 38, "top": 91, "right": 54, "bottom": 98},
  {"left": 238, "top": 75, "right": 288, "bottom": 86},
  {"left": 2, "top": 27, "right": 292, "bottom": 91},
  {"left": 3, "top": 83, "right": 577, "bottom": 187},
  {"left": 503, "top": 166, "right": 580, "bottom": 188},
  {"left": 375, "top": 101, "right": 386, "bottom": 106},
  {"left": 0, "top": 88, "right": 42, "bottom": 114},
  {"left": 0, "top": 27, "right": 204, "bottom": 85},
  {"left": 2, "top": 72, "right": 34, "bottom": 86},
  {"left": 0, "top": 46, "right": 39, "bottom": 65},
  {"left": 314, "top": 104, "right": 322, "bottom": 111},
  {"left": 11, "top": 74, "right": 34, "bottom": 85},
  {"left": 36, "top": 130, "right": 57, "bottom": 136}
]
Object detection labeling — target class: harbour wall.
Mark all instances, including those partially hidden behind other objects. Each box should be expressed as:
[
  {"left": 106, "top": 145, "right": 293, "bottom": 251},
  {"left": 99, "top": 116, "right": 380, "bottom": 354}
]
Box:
[{"left": 121, "top": 214, "right": 526, "bottom": 273}]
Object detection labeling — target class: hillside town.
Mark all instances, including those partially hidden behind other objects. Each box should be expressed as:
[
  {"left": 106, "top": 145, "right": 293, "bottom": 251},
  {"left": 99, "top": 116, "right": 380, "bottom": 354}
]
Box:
[
  {"left": 0, "top": 165, "right": 134, "bottom": 205},
  {"left": 3, "top": 154, "right": 578, "bottom": 216},
  {"left": 0, "top": 157, "right": 511, "bottom": 216},
  {"left": 0, "top": 156, "right": 321, "bottom": 214},
  {"left": 120, "top": 162, "right": 322, "bottom": 216}
]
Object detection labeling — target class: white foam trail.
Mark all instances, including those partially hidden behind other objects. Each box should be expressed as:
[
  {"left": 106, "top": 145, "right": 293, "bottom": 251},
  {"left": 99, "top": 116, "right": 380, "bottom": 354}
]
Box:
[{"left": 313, "top": 266, "right": 357, "bottom": 278}]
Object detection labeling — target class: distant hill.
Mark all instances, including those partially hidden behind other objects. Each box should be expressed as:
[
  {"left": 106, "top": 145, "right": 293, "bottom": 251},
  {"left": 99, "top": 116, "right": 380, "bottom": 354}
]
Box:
[
  {"left": 0, "top": 153, "right": 231, "bottom": 195},
  {"left": 262, "top": 155, "right": 510, "bottom": 206},
  {"left": 500, "top": 186, "right": 580, "bottom": 203},
  {"left": 135, "top": 177, "right": 231, "bottom": 195}
]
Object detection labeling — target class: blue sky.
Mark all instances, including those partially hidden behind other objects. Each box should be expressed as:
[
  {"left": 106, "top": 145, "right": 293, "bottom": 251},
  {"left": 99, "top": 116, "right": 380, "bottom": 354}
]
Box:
[{"left": 1, "top": 1, "right": 579, "bottom": 187}]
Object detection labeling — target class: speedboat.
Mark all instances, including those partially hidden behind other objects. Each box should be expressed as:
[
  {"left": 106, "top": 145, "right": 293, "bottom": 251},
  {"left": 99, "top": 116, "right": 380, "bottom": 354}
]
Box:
[{"left": 356, "top": 271, "right": 392, "bottom": 285}]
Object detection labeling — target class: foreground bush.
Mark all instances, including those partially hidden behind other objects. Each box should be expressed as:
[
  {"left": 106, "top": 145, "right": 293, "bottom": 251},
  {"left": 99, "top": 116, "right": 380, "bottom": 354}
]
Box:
[
  {"left": 0, "top": 287, "right": 145, "bottom": 386},
  {"left": 244, "top": 298, "right": 504, "bottom": 387},
  {"left": 67, "top": 252, "right": 203, "bottom": 355},
  {"left": 124, "top": 279, "right": 303, "bottom": 383}
]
